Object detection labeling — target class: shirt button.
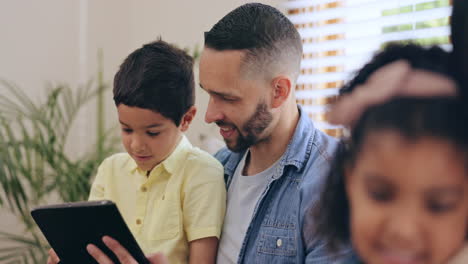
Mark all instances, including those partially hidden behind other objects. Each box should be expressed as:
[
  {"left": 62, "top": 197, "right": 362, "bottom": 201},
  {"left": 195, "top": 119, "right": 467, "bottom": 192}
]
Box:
[
  {"left": 276, "top": 238, "right": 282, "bottom": 247},
  {"left": 136, "top": 219, "right": 142, "bottom": 225},
  {"left": 141, "top": 186, "right": 147, "bottom": 192}
]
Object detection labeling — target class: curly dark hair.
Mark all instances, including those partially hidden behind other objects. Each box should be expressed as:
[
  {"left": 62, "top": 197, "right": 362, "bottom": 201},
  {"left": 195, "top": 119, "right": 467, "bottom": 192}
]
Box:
[{"left": 311, "top": 43, "right": 468, "bottom": 252}]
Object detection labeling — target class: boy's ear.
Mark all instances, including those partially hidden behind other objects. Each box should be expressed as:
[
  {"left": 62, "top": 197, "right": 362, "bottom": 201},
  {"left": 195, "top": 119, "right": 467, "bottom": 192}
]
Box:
[
  {"left": 271, "top": 76, "right": 292, "bottom": 109},
  {"left": 179, "top": 106, "right": 197, "bottom": 132}
]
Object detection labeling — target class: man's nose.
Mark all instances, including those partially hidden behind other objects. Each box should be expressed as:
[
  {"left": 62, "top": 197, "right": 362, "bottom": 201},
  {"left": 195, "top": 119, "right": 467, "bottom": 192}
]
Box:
[{"left": 205, "top": 97, "right": 224, "bottom": 124}]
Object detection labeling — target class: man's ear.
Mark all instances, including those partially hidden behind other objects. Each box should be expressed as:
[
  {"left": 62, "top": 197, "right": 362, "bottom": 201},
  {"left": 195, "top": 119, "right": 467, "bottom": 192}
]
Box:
[
  {"left": 179, "top": 106, "right": 197, "bottom": 132},
  {"left": 271, "top": 76, "right": 292, "bottom": 109}
]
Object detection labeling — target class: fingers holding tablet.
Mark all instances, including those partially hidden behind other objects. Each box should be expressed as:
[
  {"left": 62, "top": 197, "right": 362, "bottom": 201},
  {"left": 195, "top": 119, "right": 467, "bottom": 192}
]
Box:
[
  {"left": 47, "top": 248, "right": 60, "bottom": 264},
  {"left": 87, "top": 236, "right": 138, "bottom": 264},
  {"left": 87, "top": 236, "right": 169, "bottom": 264}
]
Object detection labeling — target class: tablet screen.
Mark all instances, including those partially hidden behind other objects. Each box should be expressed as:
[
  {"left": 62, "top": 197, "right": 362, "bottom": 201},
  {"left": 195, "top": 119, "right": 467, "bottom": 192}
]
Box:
[{"left": 31, "top": 200, "right": 149, "bottom": 264}]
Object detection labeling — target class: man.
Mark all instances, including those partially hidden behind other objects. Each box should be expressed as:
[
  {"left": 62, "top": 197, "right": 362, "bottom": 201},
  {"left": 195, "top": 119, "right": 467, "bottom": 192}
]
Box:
[
  {"left": 86, "top": 3, "right": 354, "bottom": 264},
  {"left": 200, "top": 3, "right": 353, "bottom": 263}
]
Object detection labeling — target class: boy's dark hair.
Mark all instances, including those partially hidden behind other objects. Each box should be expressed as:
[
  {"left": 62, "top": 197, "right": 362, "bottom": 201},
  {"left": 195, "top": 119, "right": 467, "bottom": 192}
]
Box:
[
  {"left": 204, "top": 3, "right": 302, "bottom": 80},
  {"left": 113, "top": 39, "right": 194, "bottom": 125},
  {"left": 311, "top": 44, "right": 468, "bottom": 252}
]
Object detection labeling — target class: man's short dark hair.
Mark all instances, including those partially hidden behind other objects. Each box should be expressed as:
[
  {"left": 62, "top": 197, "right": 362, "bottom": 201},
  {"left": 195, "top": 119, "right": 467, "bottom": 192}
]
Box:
[
  {"left": 204, "top": 3, "right": 302, "bottom": 81},
  {"left": 113, "top": 39, "right": 194, "bottom": 125}
]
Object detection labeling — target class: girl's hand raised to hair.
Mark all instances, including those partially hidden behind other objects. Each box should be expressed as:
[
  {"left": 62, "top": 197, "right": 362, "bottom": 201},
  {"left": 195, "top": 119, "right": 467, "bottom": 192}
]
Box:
[
  {"left": 328, "top": 59, "right": 458, "bottom": 126},
  {"left": 87, "top": 236, "right": 169, "bottom": 264}
]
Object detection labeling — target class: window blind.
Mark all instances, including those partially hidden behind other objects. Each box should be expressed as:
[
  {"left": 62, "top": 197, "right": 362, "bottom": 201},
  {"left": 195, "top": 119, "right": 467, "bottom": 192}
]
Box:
[{"left": 286, "top": 0, "right": 452, "bottom": 137}]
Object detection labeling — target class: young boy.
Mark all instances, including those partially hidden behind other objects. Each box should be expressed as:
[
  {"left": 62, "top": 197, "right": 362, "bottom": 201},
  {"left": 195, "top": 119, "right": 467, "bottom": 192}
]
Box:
[{"left": 48, "top": 40, "right": 226, "bottom": 264}]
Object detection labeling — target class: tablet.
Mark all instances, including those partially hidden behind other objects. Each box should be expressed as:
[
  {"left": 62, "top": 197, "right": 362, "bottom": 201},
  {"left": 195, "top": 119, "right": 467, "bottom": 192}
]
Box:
[{"left": 31, "top": 200, "right": 149, "bottom": 264}]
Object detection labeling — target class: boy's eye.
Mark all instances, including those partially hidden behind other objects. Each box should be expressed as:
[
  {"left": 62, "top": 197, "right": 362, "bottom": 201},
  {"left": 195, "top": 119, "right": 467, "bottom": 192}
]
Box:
[{"left": 147, "top": 131, "right": 160, "bottom": 137}]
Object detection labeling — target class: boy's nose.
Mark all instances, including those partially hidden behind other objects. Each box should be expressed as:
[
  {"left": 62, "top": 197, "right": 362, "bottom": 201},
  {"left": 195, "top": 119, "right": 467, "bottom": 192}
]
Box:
[{"left": 130, "top": 136, "right": 146, "bottom": 153}]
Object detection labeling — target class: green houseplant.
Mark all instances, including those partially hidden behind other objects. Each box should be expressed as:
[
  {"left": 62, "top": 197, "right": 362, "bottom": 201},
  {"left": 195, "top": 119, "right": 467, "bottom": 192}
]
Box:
[{"left": 0, "top": 62, "right": 120, "bottom": 263}]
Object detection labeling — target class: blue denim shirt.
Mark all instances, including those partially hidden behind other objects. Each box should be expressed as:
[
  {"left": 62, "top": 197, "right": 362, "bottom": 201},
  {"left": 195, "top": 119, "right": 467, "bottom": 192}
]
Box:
[{"left": 215, "top": 105, "right": 357, "bottom": 263}]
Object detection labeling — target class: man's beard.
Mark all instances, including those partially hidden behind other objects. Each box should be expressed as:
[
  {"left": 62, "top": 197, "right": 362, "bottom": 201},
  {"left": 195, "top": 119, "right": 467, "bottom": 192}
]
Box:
[{"left": 220, "top": 102, "right": 273, "bottom": 152}]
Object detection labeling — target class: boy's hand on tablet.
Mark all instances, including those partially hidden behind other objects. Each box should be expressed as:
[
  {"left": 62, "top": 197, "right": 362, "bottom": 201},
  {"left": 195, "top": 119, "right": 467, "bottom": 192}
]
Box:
[
  {"left": 47, "top": 248, "right": 60, "bottom": 264},
  {"left": 145, "top": 253, "right": 169, "bottom": 264},
  {"left": 87, "top": 236, "right": 169, "bottom": 264}
]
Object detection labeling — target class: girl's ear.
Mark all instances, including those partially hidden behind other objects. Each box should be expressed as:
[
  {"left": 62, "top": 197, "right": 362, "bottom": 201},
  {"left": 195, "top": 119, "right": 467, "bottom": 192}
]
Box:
[{"left": 179, "top": 106, "right": 197, "bottom": 132}]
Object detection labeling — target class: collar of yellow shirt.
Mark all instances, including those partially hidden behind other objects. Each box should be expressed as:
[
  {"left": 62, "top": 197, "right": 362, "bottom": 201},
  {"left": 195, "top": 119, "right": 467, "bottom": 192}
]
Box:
[{"left": 127, "top": 135, "right": 191, "bottom": 178}]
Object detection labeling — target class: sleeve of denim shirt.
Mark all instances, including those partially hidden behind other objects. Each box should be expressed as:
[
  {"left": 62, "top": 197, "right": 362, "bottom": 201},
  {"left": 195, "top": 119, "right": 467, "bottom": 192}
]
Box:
[
  {"left": 300, "top": 177, "right": 360, "bottom": 263},
  {"left": 301, "top": 200, "right": 358, "bottom": 263},
  {"left": 298, "top": 136, "right": 358, "bottom": 263},
  {"left": 300, "top": 186, "right": 355, "bottom": 263}
]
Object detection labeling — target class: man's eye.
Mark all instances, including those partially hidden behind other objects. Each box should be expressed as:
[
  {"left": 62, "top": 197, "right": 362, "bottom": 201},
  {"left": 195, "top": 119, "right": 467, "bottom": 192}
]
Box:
[
  {"left": 222, "top": 97, "right": 237, "bottom": 102},
  {"left": 122, "top": 128, "right": 132, "bottom": 133}
]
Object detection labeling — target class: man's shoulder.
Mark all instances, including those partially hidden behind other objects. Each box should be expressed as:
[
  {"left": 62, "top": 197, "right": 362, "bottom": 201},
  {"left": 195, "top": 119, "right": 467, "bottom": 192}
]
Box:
[
  {"left": 296, "top": 128, "right": 338, "bottom": 182},
  {"left": 309, "top": 128, "right": 339, "bottom": 163},
  {"left": 285, "top": 110, "right": 338, "bottom": 173},
  {"left": 213, "top": 147, "right": 233, "bottom": 166},
  {"left": 296, "top": 129, "right": 339, "bottom": 212}
]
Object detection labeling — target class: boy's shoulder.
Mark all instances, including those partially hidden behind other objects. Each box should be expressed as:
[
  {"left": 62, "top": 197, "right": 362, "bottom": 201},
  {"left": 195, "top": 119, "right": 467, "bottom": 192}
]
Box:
[
  {"left": 100, "top": 152, "right": 134, "bottom": 170},
  {"left": 183, "top": 142, "right": 223, "bottom": 172},
  {"left": 172, "top": 138, "right": 225, "bottom": 185}
]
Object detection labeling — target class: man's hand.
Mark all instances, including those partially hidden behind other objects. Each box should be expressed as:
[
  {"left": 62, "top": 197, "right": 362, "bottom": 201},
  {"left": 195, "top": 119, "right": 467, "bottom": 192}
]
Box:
[
  {"left": 47, "top": 248, "right": 60, "bottom": 264},
  {"left": 87, "top": 236, "right": 169, "bottom": 264}
]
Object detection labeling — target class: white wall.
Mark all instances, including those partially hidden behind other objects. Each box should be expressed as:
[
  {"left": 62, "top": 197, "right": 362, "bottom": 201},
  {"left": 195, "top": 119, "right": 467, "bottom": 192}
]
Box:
[
  {"left": 100, "top": 0, "right": 286, "bottom": 151},
  {"left": 0, "top": 1, "right": 80, "bottom": 97},
  {"left": 1, "top": 0, "right": 286, "bottom": 153},
  {"left": 0, "top": 0, "right": 285, "bottom": 247}
]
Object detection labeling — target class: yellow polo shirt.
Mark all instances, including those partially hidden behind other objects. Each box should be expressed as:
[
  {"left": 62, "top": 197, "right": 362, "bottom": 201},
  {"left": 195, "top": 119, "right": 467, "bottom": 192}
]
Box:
[{"left": 88, "top": 136, "right": 226, "bottom": 264}]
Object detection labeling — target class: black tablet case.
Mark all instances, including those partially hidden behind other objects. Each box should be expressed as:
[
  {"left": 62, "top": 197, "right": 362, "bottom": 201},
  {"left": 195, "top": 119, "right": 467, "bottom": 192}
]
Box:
[{"left": 31, "top": 200, "right": 149, "bottom": 264}]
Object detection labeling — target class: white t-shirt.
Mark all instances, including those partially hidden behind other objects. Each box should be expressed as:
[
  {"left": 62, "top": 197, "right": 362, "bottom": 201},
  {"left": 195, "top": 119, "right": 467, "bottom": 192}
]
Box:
[{"left": 216, "top": 151, "right": 281, "bottom": 264}]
